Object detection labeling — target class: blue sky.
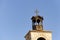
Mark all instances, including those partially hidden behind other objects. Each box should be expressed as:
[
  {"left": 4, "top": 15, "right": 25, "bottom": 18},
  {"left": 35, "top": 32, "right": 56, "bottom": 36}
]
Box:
[{"left": 0, "top": 0, "right": 60, "bottom": 40}]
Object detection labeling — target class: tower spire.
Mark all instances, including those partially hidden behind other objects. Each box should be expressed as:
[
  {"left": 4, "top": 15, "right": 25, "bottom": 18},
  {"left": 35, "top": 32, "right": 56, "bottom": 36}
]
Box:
[{"left": 35, "top": 9, "right": 39, "bottom": 16}]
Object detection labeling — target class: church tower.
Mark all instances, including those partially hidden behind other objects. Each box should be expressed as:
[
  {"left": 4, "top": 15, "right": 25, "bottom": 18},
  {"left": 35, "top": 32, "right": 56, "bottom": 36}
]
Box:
[{"left": 25, "top": 9, "right": 52, "bottom": 40}]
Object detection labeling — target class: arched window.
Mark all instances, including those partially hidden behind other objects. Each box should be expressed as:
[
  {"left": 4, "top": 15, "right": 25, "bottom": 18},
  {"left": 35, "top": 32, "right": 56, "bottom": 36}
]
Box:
[{"left": 37, "top": 37, "right": 46, "bottom": 40}]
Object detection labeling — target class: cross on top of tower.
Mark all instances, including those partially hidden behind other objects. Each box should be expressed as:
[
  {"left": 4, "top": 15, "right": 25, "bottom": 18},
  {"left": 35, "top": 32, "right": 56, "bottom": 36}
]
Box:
[{"left": 35, "top": 9, "right": 39, "bottom": 16}]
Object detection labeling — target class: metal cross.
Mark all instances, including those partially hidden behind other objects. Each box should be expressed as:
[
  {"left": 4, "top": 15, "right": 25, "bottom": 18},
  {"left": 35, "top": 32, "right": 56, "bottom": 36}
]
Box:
[{"left": 35, "top": 9, "right": 39, "bottom": 16}]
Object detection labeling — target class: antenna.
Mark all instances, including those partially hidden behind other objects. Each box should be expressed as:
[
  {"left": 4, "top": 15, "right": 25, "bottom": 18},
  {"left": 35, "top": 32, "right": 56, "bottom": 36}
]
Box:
[{"left": 35, "top": 9, "right": 39, "bottom": 16}]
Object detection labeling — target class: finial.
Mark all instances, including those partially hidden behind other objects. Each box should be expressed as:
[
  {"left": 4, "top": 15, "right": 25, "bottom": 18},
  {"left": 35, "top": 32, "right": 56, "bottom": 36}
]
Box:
[{"left": 35, "top": 9, "right": 39, "bottom": 16}]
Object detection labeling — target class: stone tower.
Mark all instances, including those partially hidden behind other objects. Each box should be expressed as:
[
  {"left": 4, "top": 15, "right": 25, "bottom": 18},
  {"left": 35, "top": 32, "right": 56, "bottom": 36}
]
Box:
[{"left": 25, "top": 10, "right": 52, "bottom": 40}]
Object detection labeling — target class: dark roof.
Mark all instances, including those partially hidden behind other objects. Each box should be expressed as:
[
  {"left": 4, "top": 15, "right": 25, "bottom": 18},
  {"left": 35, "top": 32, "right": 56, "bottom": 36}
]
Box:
[{"left": 31, "top": 15, "right": 43, "bottom": 20}]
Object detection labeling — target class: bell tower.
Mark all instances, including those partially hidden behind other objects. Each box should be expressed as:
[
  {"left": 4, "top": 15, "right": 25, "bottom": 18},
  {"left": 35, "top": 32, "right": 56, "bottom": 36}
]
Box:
[
  {"left": 31, "top": 9, "right": 43, "bottom": 30},
  {"left": 25, "top": 9, "right": 52, "bottom": 40}
]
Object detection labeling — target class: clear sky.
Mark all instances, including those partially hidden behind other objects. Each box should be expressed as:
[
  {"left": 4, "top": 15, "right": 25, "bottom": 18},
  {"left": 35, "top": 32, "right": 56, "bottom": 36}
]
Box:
[{"left": 0, "top": 0, "right": 60, "bottom": 40}]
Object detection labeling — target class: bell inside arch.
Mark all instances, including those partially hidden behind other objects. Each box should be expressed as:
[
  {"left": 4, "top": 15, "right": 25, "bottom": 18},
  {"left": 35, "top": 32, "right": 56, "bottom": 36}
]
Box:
[{"left": 37, "top": 19, "right": 40, "bottom": 24}]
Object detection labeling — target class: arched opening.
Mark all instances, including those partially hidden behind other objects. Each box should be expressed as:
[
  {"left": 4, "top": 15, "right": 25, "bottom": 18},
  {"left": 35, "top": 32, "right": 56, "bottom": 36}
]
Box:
[{"left": 37, "top": 37, "right": 46, "bottom": 40}]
